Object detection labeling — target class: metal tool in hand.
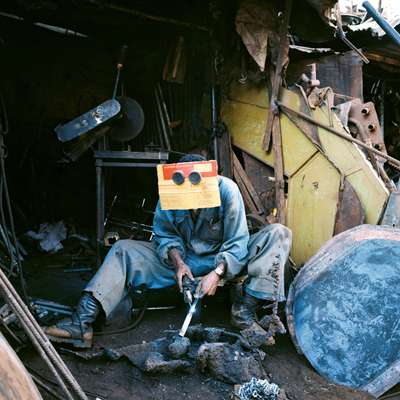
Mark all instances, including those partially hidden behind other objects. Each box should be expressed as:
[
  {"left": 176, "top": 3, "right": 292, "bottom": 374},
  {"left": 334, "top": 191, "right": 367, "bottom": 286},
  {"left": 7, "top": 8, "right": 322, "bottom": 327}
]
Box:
[{"left": 178, "top": 276, "right": 202, "bottom": 337}]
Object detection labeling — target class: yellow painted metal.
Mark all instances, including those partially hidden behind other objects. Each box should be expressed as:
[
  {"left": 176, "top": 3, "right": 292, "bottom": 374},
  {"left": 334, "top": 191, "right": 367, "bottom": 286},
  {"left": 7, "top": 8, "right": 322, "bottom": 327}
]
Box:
[
  {"left": 221, "top": 80, "right": 389, "bottom": 265},
  {"left": 311, "top": 107, "right": 388, "bottom": 224},
  {"left": 287, "top": 153, "right": 341, "bottom": 264},
  {"left": 222, "top": 85, "right": 318, "bottom": 177}
]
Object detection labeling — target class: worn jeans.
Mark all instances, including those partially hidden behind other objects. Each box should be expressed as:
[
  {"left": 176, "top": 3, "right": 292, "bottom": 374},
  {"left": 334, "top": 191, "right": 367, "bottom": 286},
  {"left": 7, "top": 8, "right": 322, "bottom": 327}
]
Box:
[{"left": 85, "top": 224, "right": 292, "bottom": 316}]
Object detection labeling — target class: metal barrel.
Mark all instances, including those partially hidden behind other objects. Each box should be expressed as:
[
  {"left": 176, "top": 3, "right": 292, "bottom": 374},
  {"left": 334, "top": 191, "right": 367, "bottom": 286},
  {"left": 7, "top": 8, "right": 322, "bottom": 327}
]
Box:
[{"left": 286, "top": 224, "right": 400, "bottom": 398}]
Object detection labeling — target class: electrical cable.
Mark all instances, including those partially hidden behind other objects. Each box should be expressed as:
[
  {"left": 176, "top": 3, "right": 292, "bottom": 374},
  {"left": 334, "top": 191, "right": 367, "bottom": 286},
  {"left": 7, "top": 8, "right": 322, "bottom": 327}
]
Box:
[{"left": 94, "top": 304, "right": 146, "bottom": 336}]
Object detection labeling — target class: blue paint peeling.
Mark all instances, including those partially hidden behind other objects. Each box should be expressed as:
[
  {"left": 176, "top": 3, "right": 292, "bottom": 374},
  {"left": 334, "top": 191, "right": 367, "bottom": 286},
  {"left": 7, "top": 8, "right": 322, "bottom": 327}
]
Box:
[{"left": 293, "top": 239, "right": 400, "bottom": 389}]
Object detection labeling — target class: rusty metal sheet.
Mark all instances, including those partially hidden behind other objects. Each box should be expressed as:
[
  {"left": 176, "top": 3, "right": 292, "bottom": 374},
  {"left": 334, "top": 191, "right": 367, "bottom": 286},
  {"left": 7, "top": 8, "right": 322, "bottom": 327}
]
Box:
[
  {"left": 334, "top": 179, "right": 365, "bottom": 235},
  {"left": 381, "top": 191, "right": 400, "bottom": 227},
  {"left": 315, "top": 51, "right": 363, "bottom": 99},
  {"left": 286, "top": 225, "right": 400, "bottom": 397}
]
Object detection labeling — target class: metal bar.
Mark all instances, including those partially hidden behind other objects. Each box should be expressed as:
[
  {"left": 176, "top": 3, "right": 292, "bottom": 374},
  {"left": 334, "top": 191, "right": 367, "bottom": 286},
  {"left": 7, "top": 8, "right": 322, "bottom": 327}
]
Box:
[
  {"left": 96, "top": 165, "right": 104, "bottom": 268},
  {"left": 363, "top": 1, "right": 400, "bottom": 47},
  {"left": 98, "top": 162, "right": 160, "bottom": 168},
  {"left": 94, "top": 151, "right": 169, "bottom": 160},
  {"left": 0, "top": 269, "right": 86, "bottom": 400},
  {"left": 86, "top": 0, "right": 209, "bottom": 32},
  {"left": 336, "top": 4, "right": 370, "bottom": 64},
  {"left": 278, "top": 102, "right": 400, "bottom": 170},
  {"left": 380, "top": 80, "right": 385, "bottom": 139},
  {"left": 155, "top": 88, "right": 172, "bottom": 151},
  {"left": 272, "top": 115, "right": 286, "bottom": 224},
  {"left": 210, "top": 49, "right": 218, "bottom": 161}
]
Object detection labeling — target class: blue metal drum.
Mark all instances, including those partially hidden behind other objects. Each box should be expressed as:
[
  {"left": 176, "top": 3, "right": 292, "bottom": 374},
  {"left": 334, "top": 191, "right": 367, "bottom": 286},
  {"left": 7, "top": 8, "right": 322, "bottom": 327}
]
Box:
[{"left": 286, "top": 225, "right": 400, "bottom": 397}]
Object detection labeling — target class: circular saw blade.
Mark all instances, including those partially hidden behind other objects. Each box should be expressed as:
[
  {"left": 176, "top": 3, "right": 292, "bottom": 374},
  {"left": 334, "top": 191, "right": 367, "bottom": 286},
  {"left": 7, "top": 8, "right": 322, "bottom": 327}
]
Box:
[{"left": 109, "top": 96, "right": 145, "bottom": 142}]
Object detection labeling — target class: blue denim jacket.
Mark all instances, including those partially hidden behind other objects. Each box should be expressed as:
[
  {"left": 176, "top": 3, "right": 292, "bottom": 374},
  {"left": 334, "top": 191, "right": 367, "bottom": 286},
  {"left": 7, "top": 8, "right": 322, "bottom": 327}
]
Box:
[{"left": 153, "top": 176, "right": 249, "bottom": 279}]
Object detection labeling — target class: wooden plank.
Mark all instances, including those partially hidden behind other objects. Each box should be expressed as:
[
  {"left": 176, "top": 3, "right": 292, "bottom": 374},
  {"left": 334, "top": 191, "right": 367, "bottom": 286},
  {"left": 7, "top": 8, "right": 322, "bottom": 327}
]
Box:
[
  {"left": 262, "top": 0, "right": 293, "bottom": 150},
  {"left": 271, "top": 114, "right": 286, "bottom": 224},
  {"left": 242, "top": 152, "right": 275, "bottom": 213},
  {"left": 232, "top": 152, "right": 265, "bottom": 215},
  {"left": 217, "top": 129, "right": 233, "bottom": 178}
]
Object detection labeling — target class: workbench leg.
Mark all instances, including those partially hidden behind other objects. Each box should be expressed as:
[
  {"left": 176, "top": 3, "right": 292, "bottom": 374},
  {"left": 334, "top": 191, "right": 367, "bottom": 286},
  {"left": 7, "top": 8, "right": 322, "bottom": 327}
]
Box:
[{"left": 96, "top": 165, "right": 105, "bottom": 268}]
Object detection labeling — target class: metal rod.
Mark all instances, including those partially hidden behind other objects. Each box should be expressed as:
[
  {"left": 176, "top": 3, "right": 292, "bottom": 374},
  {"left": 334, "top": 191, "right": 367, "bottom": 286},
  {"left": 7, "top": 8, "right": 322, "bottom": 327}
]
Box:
[
  {"left": 363, "top": 1, "right": 400, "bottom": 47},
  {"left": 210, "top": 49, "right": 218, "bottom": 161},
  {"left": 86, "top": 0, "right": 209, "bottom": 32},
  {"left": 0, "top": 269, "right": 88, "bottom": 400},
  {"left": 31, "top": 373, "right": 65, "bottom": 400},
  {"left": 0, "top": 278, "right": 88, "bottom": 400},
  {"left": 277, "top": 102, "right": 400, "bottom": 170},
  {"left": 96, "top": 165, "right": 104, "bottom": 268},
  {"left": 380, "top": 80, "right": 385, "bottom": 139}
]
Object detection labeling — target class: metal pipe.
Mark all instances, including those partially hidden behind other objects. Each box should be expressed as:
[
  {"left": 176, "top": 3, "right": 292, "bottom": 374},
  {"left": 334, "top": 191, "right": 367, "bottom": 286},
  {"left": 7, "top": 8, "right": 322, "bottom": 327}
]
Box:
[{"left": 362, "top": 1, "right": 400, "bottom": 47}]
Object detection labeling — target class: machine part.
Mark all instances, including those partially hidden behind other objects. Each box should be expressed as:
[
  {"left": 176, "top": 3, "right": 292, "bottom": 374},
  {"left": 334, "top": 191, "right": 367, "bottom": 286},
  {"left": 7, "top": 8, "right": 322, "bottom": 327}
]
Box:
[
  {"left": 362, "top": 1, "right": 400, "bottom": 48},
  {"left": 104, "top": 231, "right": 120, "bottom": 247},
  {"left": 381, "top": 191, "right": 400, "bottom": 228},
  {"left": 112, "top": 45, "right": 128, "bottom": 100},
  {"left": 286, "top": 224, "right": 400, "bottom": 397},
  {"left": 55, "top": 99, "right": 121, "bottom": 143},
  {"left": 348, "top": 99, "right": 387, "bottom": 158},
  {"left": 108, "top": 97, "right": 145, "bottom": 142},
  {"left": 0, "top": 332, "right": 42, "bottom": 399}
]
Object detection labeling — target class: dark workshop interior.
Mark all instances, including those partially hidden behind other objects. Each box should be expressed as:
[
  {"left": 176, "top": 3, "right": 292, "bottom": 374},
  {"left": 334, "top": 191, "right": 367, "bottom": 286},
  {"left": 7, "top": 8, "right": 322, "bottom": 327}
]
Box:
[{"left": 1, "top": 0, "right": 400, "bottom": 399}]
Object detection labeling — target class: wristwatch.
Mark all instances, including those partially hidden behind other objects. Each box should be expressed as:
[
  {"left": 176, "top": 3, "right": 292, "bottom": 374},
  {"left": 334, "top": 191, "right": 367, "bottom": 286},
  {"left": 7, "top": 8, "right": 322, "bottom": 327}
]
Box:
[{"left": 214, "top": 264, "right": 225, "bottom": 278}]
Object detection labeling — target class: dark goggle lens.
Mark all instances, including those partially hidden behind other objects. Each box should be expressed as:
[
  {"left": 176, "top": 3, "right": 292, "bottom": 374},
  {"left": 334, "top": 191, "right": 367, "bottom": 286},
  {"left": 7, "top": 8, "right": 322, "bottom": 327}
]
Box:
[
  {"left": 188, "top": 171, "right": 202, "bottom": 185},
  {"left": 172, "top": 171, "right": 185, "bottom": 185}
]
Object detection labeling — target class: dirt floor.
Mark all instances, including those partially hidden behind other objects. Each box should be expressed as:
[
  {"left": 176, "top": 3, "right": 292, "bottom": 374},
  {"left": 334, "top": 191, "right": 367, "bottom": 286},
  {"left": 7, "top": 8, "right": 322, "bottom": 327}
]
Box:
[{"left": 14, "top": 251, "right": 389, "bottom": 400}]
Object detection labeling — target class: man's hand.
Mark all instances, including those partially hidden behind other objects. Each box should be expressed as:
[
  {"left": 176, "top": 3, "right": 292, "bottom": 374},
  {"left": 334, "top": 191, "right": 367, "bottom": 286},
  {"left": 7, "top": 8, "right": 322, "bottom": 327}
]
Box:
[
  {"left": 168, "top": 248, "right": 194, "bottom": 292},
  {"left": 175, "top": 263, "right": 194, "bottom": 292},
  {"left": 199, "top": 271, "right": 221, "bottom": 297}
]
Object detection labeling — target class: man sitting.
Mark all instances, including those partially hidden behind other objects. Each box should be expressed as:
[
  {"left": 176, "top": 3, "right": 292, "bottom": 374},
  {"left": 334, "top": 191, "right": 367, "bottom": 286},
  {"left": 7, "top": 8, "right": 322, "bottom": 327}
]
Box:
[{"left": 44, "top": 154, "right": 292, "bottom": 348}]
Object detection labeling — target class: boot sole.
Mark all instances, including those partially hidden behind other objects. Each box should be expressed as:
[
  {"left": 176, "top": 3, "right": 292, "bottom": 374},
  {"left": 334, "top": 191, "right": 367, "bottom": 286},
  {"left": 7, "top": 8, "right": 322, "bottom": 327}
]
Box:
[{"left": 46, "top": 334, "right": 92, "bottom": 349}]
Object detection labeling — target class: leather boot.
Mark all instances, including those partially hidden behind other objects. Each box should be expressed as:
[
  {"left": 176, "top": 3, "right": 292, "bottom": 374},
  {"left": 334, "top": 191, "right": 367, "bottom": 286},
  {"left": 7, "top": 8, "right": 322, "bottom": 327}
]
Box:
[
  {"left": 44, "top": 293, "right": 101, "bottom": 348},
  {"left": 230, "top": 292, "right": 262, "bottom": 330}
]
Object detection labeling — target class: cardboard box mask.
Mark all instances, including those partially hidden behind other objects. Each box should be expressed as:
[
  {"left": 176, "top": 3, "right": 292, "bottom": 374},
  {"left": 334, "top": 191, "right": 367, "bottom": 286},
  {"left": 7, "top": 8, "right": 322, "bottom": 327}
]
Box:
[{"left": 157, "top": 160, "right": 221, "bottom": 210}]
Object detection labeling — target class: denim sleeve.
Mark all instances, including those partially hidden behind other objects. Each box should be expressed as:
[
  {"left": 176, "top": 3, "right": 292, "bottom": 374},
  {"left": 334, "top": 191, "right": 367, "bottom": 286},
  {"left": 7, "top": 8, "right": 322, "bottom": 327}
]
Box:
[
  {"left": 215, "top": 182, "right": 249, "bottom": 280},
  {"left": 153, "top": 202, "right": 186, "bottom": 266}
]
